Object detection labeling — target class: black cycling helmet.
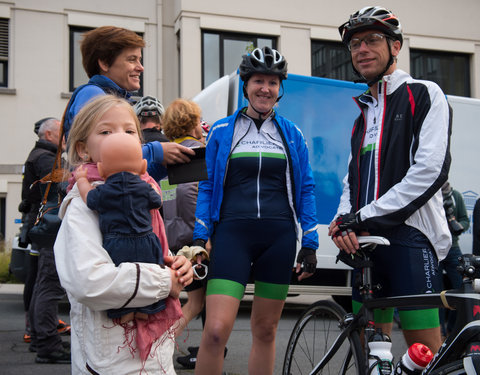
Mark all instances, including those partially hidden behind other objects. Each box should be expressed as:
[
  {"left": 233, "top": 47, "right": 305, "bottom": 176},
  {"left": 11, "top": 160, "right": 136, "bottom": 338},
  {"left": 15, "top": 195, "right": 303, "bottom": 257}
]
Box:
[
  {"left": 339, "top": 6, "right": 403, "bottom": 87},
  {"left": 239, "top": 47, "right": 288, "bottom": 82},
  {"left": 134, "top": 95, "right": 165, "bottom": 119},
  {"left": 339, "top": 6, "right": 403, "bottom": 46}
]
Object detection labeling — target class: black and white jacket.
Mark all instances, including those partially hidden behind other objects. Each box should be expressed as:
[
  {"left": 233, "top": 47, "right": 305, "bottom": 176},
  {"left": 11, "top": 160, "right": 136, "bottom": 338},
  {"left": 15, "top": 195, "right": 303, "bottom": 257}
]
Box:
[{"left": 336, "top": 69, "right": 452, "bottom": 261}]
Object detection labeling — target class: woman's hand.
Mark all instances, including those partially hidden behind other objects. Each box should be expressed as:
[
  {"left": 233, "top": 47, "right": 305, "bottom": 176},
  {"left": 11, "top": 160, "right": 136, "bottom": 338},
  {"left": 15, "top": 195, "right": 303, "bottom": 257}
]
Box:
[
  {"left": 161, "top": 143, "right": 195, "bottom": 165},
  {"left": 165, "top": 255, "right": 193, "bottom": 287}
]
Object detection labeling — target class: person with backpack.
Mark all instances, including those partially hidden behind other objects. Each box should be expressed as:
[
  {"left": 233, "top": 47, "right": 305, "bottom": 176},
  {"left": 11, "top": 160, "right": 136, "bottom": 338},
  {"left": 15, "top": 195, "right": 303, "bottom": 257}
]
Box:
[{"left": 21, "top": 118, "right": 72, "bottom": 364}]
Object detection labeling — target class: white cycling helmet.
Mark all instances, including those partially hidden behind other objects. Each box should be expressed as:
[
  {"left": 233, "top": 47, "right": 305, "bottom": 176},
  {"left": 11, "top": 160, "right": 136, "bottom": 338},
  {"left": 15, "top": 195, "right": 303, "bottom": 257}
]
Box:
[{"left": 134, "top": 96, "right": 165, "bottom": 119}]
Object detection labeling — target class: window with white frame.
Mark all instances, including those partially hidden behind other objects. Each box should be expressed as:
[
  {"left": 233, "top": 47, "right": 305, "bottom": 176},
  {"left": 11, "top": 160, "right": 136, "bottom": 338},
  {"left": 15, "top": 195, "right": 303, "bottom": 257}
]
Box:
[
  {"left": 410, "top": 49, "right": 470, "bottom": 97},
  {"left": 69, "top": 26, "right": 143, "bottom": 95},
  {"left": 202, "top": 31, "right": 276, "bottom": 88},
  {"left": 311, "top": 40, "right": 356, "bottom": 82},
  {"left": 0, "top": 18, "right": 9, "bottom": 87}
]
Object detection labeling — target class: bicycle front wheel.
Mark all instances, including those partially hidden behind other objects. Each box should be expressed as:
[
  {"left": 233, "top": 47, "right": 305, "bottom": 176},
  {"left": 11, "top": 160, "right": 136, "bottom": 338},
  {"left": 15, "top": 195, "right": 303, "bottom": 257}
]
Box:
[{"left": 282, "top": 299, "right": 364, "bottom": 375}]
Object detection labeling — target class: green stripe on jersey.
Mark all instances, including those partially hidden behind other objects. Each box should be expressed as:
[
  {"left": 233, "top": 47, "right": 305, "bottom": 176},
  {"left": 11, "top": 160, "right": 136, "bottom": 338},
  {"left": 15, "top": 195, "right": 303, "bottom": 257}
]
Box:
[
  {"left": 360, "top": 143, "right": 376, "bottom": 156},
  {"left": 230, "top": 152, "right": 286, "bottom": 159}
]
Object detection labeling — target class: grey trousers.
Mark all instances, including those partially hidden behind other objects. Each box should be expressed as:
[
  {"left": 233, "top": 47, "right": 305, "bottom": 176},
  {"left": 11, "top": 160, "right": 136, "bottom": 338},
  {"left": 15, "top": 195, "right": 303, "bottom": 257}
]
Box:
[{"left": 28, "top": 246, "right": 65, "bottom": 356}]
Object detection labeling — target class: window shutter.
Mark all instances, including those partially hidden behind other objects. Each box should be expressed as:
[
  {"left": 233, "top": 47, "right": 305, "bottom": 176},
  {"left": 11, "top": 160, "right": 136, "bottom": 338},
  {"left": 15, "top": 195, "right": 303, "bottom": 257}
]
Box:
[{"left": 0, "top": 18, "right": 8, "bottom": 62}]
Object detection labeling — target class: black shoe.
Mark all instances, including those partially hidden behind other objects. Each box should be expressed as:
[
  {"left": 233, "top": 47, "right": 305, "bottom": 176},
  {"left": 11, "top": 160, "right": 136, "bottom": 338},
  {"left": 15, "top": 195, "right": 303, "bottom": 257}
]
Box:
[
  {"left": 177, "top": 346, "right": 227, "bottom": 369},
  {"left": 177, "top": 352, "right": 197, "bottom": 369},
  {"left": 32, "top": 341, "right": 70, "bottom": 353},
  {"left": 187, "top": 346, "right": 226, "bottom": 357},
  {"left": 35, "top": 346, "right": 71, "bottom": 364},
  {"left": 187, "top": 346, "right": 199, "bottom": 354}
]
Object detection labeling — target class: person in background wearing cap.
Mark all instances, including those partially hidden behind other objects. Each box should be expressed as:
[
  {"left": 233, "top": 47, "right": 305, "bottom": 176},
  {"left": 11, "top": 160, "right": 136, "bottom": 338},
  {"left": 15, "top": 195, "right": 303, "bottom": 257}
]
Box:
[
  {"left": 18, "top": 117, "right": 71, "bottom": 363},
  {"left": 329, "top": 6, "right": 451, "bottom": 353}
]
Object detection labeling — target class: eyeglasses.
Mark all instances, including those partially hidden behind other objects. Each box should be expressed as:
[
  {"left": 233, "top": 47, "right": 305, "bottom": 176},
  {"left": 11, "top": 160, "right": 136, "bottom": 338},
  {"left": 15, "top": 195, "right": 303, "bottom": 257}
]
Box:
[{"left": 348, "top": 33, "right": 388, "bottom": 52}]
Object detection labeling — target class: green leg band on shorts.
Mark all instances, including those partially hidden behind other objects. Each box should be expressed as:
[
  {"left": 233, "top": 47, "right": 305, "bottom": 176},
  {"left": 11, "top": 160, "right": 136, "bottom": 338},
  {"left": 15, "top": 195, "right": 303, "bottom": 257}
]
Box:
[
  {"left": 352, "top": 299, "right": 362, "bottom": 314},
  {"left": 374, "top": 308, "right": 394, "bottom": 324},
  {"left": 352, "top": 301, "right": 394, "bottom": 324},
  {"left": 254, "top": 281, "right": 289, "bottom": 300},
  {"left": 352, "top": 300, "right": 439, "bottom": 330},
  {"left": 399, "top": 308, "right": 440, "bottom": 330},
  {"left": 206, "top": 279, "right": 245, "bottom": 300}
]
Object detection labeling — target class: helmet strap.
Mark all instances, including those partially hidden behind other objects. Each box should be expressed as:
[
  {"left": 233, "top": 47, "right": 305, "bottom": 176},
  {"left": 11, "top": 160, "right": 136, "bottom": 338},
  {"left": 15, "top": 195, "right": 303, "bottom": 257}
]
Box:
[{"left": 276, "top": 82, "right": 285, "bottom": 102}]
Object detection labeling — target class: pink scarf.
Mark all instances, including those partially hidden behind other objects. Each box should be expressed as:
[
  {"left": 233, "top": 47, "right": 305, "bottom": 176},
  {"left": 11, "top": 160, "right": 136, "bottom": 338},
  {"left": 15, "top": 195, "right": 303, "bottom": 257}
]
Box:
[{"left": 69, "top": 163, "right": 183, "bottom": 364}]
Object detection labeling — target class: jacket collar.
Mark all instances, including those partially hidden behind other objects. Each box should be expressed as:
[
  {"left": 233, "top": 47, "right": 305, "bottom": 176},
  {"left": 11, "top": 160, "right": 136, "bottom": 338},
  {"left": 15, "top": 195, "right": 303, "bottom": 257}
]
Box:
[
  {"left": 380, "top": 69, "right": 410, "bottom": 95},
  {"left": 357, "top": 69, "right": 411, "bottom": 104},
  {"left": 88, "top": 75, "right": 132, "bottom": 100},
  {"left": 35, "top": 139, "right": 58, "bottom": 153}
]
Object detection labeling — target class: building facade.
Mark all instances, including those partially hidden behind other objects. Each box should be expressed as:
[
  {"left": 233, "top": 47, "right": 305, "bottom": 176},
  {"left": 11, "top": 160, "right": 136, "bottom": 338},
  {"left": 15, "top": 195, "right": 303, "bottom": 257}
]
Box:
[{"left": 1, "top": 0, "right": 479, "bottom": 243}]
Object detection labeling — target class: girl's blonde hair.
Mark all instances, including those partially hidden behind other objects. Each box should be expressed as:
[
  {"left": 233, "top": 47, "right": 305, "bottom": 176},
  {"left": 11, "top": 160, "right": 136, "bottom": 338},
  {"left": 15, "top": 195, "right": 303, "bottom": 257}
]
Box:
[
  {"left": 67, "top": 95, "right": 142, "bottom": 166},
  {"left": 162, "top": 99, "right": 201, "bottom": 141}
]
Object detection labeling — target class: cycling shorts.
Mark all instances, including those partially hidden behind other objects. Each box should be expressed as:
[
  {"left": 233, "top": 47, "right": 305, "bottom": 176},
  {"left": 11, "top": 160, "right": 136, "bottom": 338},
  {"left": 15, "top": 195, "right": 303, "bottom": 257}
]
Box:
[
  {"left": 206, "top": 219, "right": 296, "bottom": 301},
  {"left": 352, "top": 234, "right": 441, "bottom": 330}
]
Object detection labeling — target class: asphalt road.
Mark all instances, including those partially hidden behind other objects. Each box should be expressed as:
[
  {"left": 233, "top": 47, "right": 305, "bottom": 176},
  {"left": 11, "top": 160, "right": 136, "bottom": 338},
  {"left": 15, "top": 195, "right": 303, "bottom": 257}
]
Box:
[{"left": 0, "top": 284, "right": 408, "bottom": 374}]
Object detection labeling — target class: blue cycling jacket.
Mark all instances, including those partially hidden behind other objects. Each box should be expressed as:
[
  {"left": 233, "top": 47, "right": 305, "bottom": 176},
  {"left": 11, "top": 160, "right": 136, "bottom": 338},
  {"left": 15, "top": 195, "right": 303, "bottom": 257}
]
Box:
[
  {"left": 194, "top": 108, "right": 319, "bottom": 250},
  {"left": 63, "top": 75, "right": 167, "bottom": 181}
]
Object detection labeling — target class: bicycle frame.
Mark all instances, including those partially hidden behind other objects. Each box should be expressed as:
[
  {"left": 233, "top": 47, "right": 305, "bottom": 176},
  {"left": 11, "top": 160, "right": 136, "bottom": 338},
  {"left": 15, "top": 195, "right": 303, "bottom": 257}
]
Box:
[
  {"left": 364, "top": 285, "right": 480, "bottom": 372},
  {"left": 311, "top": 247, "right": 480, "bottom": 375}
]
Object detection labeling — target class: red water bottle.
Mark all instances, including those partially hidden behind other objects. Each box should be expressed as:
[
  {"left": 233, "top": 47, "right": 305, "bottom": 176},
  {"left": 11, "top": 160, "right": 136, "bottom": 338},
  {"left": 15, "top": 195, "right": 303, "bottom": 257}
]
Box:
[{"left": 395, "top": 343, "right": 433, "bottom": 374}]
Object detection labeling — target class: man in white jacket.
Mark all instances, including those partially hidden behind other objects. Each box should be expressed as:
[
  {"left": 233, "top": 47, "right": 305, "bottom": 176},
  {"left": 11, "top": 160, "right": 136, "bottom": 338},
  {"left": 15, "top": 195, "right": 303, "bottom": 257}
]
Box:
[{"left": 329, "top": 6, "right": 451, "bottom": 354}]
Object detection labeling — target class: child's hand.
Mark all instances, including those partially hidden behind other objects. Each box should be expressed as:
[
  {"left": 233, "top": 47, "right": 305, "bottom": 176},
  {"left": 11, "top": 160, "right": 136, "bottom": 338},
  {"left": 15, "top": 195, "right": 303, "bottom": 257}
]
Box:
[
  {"left": 165, "top": 255, "right": 193, "bottom": 287},
  {"left": 75, "top": 165, "right": 88, "bottom": 181},
  {"left": 168, "top": 268, "right": 184, "bottom": 298}
]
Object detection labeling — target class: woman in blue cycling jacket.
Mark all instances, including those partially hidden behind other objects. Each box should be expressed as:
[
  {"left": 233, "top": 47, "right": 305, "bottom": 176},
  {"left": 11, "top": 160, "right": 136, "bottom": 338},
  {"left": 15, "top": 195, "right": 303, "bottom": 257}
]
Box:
[{"left": 192, "top": 47, "right": 319, "bottom": 375}]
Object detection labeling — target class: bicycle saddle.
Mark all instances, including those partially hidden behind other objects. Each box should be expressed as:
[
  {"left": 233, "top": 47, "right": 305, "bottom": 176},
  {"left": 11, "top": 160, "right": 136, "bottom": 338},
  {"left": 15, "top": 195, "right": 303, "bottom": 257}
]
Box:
[{"left": 335, "top": 236, "right": 390, "bottom": 269}]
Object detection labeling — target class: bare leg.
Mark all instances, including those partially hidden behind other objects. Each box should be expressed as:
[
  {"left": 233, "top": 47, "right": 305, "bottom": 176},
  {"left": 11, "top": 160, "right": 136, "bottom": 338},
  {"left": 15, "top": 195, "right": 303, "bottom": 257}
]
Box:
[
  {"left": 377, "top": 322, "right": 442, "bottom": 353},
  {"left": 403, "top": 327, "right": 442, "bottom": 353},
  {"left": 195, "top": 294, "right": 240, "bottom": 375},
  {"left": 176, "top": 287, "right": 206, "bottom": 337},
  {"left": 248, "top": 296, "right": 285, "bottom": 375},
  {"left": 375, "top": 322, "right": 393, "bottom": 337}
]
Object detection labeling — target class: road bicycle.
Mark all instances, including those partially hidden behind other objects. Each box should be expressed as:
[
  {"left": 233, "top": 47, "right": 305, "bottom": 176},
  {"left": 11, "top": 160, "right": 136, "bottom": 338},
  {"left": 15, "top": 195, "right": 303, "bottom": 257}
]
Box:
[{"left": 283, "top": 236, "right": 480, "bottom": 374}]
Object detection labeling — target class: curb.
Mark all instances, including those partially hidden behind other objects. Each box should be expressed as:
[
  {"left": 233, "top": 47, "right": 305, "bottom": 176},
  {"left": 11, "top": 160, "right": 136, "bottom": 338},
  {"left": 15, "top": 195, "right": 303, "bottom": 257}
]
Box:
[{"left": 0, "top": 283, "right": 23, "bottom": 294}]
